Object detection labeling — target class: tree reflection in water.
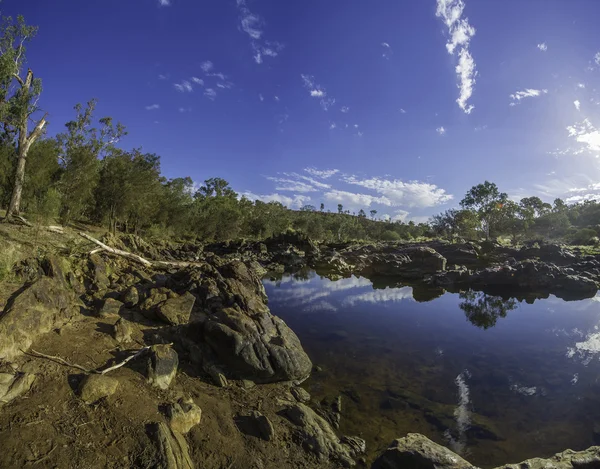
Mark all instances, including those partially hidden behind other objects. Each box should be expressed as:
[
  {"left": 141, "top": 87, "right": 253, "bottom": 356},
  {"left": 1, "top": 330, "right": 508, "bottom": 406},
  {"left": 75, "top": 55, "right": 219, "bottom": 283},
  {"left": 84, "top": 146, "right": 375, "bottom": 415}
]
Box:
[{"left": 459, "top": 290, "right": 517, "bottom": 329}]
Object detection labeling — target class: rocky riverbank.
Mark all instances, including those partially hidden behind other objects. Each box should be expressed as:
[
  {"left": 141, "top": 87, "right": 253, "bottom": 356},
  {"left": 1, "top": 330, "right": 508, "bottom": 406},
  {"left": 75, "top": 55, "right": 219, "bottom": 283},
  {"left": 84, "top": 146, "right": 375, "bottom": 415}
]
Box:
[{"left": 0, "top": 226, "right": 599, "bottom": 468}]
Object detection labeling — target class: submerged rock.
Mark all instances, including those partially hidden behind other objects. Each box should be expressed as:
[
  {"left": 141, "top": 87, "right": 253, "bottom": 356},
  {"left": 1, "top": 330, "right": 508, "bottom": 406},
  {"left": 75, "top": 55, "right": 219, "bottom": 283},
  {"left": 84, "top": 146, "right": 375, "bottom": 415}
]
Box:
[{"left": 371, "top": 433, "right": 474, "bottom": 469}]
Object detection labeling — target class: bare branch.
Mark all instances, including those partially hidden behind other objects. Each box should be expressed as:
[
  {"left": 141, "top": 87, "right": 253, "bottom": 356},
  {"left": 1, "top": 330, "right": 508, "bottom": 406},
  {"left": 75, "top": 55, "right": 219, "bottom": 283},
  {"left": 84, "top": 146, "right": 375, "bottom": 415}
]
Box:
[{"left": 13, "top": 74, "right": 24, "bottom": 87}]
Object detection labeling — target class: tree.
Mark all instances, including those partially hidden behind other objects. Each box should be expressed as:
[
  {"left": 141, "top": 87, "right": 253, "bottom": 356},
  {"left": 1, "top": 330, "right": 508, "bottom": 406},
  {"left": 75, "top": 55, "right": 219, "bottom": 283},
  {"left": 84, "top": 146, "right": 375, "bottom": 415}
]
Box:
[
  {"left": 300, "top": 205, "right": 316, "bottom": 212},
  {"left": 57, "top": 100, "right": 126, "bottom": 222},
  {"left": 460, "top": 181, "right": 508, "bottom": 239},
  {"left": 370, "top": 209, "right": 377, "bottom": 219},
  {"left": 1, "top": 16, "right": 48, "bottom": 220},
  {"left": 459, "top": 291, "right": 517, "bottom": 329},
  {"left": 320, "top": 202, "right": 324, "bottom": 212},
  {"left": 337, "top": 204, "right": 343, "bottom": 214},
  {"left": 358, "top": 209, "right": 366, "bottom": 218},
  {"left": 195, "top": 177, "right": 236, "bottom": 199}
]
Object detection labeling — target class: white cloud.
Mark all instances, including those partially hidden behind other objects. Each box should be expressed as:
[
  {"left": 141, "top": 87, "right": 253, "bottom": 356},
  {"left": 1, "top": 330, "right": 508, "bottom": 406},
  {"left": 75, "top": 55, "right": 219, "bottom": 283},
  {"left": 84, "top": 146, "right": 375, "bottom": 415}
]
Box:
[
  {"left": 509, "top": 88, "right": 548, "bottom": 105},
  {"left": 201, "top": 61, "right": 214, "bottom": 73},
  {"left": 595, "top": 52, "right": 600, "bottom": 66},
  {"left": 259, "top": 93, "right": 264, "bottom": 101},
  {"left": 567, "top": 193, "right": 600, "bottom": 204},
  {"left": 324, "top": 189, "right": 392, "bottom": 208},
  {"left": 274, "top": 96, "right": 280, "bottom": 102},
  {"left": 341, "top": 106, "right": 350, "bottom": 113},
  {"left": 158, "top": 0, "right": 170, "bottom": 6},
  {"left": 158, "top": 74, "right": 167, "bottom": 80},
  {"left": 320, "top": 97, "right": 335, "bottom": 111},
  {"left": 301, "top": 74, "right": 335, "bottom": 111},
  {"left": 311, "top": 89, "right": 326, "bottom": 98},
  {"left": 178, "top": 107, "right": 186, "bottom": 113},
  {"left": 392, "top": 209, "right": 410, "bottom": 222},
  {"left": 436, "top": 126, "right": 446, "bottom": 135},
  {"left": 237, "top": 2, "right": 282, "bottom": 64},
  {"left": 537, "top": 42, "right": 547, "bottom": 51},
  {"left": 145, "top": 104, "right": 160, "bottom": 110},
  {"left": 578, "top": 83, "right": 586, "bottom": 89},
  {"left": 574, "top": 100, "right": 581, "bottom": 111},
  {"left": 240, "top": 192, "right": 310, "bottom": 208},
  {"left": 329, "top": 122, "right": 337, "bottom": 130},
  {"left": 436, "top": 0, "right": 477, "bottom": 114},
  {"left": 266, "top": 177, "right": 318, "bottom": 193},
  {"left": 174, "top": 80, "right": 193, "bottom": 92},
  {"left": 304, "top": 168, "right": 339, "bottom": 179},
  {"left": 567, "top": 118, "right": 600, "bottom": 154},
  {"left": 344, "top": 287, "right": 413, "bottom": 306},
  {"left": 381, "top": 42, "right": 393, "bottom": 60},
  {"left": 204, "top": 88, "right": 217, "bottom": 100},
  {"left": 191, "top": 77, "right": 204, "bottom": 85},
  {"left": 343, "top": 175, "right": 454, "bottom": 208},
  {"left": 400, "top": 108, "right": 407, "bottom": 114}
]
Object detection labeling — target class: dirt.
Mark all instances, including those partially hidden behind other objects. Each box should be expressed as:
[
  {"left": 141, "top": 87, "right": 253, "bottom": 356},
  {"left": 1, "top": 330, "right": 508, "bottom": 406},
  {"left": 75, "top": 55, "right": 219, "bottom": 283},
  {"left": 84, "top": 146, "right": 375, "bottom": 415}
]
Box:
[{"left": 0, "top": 309, "right": 343, "bottom": 469}]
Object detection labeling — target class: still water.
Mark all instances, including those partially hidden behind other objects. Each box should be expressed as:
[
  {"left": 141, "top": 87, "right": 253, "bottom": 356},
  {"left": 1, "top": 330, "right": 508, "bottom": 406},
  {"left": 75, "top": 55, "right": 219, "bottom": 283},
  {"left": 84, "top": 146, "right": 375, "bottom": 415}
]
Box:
[{"left": 263, "top": 271, "right": 600, "bottom": 467}]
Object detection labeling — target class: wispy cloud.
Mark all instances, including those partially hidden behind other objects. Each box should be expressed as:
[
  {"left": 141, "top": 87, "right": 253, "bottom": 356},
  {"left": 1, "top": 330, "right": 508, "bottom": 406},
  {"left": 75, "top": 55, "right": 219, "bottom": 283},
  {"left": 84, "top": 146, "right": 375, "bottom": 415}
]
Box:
[
  {"left": 324, "top": 189, "right": 392, "bottom": 208},
  {"left": 341, "top": 106, "right": 350, "bottom": 113},
  {"left": 399, "top": 108, "right": 407, "bottom": 114},
  {"left": 509, "top": 88, "right": 548, "bottom": 105},
  {"left": 567, "top": 118, "right": 600, "bottom": 154},
  {"left": 329, "top": 122, "right": 337, "bottom": 130},
  {"left": 537, "top": 42, "right": 548, "bottom": 52},
  {"left": 304, "top": 168, "right": 339, "bottom": 179},
  {"left": 595, "top": 52, "right": 600, "bottom": 66},
  {"left": 158, "top": 74, "right": 168, "bottom": 80},
  {"left": 145, "top": 104, "right": 160, "bottom": 110},
  {"left": 436, "top": 0, "right": 477, "bottom": 114},
  {"left": 237, "top": 0, "right": 282, "bottom": 64},
  {"left": 343, "top": 175, "right": 453, "bottom": 208},
  {"left": 578, "top": 83, "right": 586, "bottom": 89},
  {"left": 158, "top": 0, "right": 170, "bottom": 6},
  {"left": 204, "top": 88, "right": 217, "bottom": 100},
  {"left": 381, "top": 42, "right": 393, "bottom": 60},
  {"left": 201, "top": 61, "right": 214, "bottom": 73},
  {"left": 174, "top": 80, "right": 193, "bottom": 92},
  {"left": 574, "top": 100, "right": 581, "bottom": 111},
  {"left": 436, "top": 126, "right": 446, "bottom": 135},
  {"left": 266, "top": 177, "right": 318, "bottom": 193},
  {"left": 258, "top": 93, "right": 264, "bottom": 102},
  {"left": 301, "top": 74, "right": 336, "bottom": 111},
  {"left": 191, "top": 77, "right": 204, "bottom": 85},
  {"left": 240, "top": 191, "right": 310, "bottom": 209}
]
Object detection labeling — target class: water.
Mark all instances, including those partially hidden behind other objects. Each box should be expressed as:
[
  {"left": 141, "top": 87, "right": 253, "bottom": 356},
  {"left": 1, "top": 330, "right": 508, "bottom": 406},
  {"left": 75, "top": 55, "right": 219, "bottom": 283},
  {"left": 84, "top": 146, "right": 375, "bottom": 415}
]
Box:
[{"left": 263, "top": 271, "right": 600, "bottom": 467}]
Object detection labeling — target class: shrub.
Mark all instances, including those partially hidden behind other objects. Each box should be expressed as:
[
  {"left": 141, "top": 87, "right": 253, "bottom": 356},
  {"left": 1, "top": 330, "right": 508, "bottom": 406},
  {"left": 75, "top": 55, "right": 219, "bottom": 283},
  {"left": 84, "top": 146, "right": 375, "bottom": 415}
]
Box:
[
  {"left": 380, "top": 230, "right": 401, "bottom": 241},
  {"left": 569, "top": 228, "right": 598, "bottom": 246},
  {"left": 0, "top": 244, "right": 19, "bottom": 282}
]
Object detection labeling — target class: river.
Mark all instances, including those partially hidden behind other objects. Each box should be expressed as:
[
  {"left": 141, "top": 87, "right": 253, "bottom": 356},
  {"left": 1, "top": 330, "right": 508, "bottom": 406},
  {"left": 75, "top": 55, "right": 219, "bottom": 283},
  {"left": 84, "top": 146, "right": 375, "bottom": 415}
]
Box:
[{"left": 264, "top": 270, "right": 600, "bottom": 467}]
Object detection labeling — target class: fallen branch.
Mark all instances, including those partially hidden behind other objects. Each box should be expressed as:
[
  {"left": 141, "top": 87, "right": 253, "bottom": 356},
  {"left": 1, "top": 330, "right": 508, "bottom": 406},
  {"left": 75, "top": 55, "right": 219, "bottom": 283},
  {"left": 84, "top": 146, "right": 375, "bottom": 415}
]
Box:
[
  {"left": 78, "top": 232, "right": 205, "bottom": 269},
  {"left": 25, "top": 345, "right": 161, "bottom": 375}
]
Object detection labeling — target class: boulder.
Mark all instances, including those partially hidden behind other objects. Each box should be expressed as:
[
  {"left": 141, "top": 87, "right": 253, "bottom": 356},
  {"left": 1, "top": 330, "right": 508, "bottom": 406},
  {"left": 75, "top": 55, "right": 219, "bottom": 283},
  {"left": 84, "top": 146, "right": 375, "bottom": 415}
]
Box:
[
  {"left": 371, "top": 434, "right": 474, "bottom": 469},
  {"left": 121, "top": 286, "right": 140, "bottom": 307},
  {"left": 156, "top": 292, "right": 195, "bottom": 325},
  {"left": 79, "top": 374, "right": 119, "bottom": 405},
  {"left": 113, "top": 317, "right": 133, "bottom": 344},
  {"left": 493, "top": 446, "right": 600, "bottom": 469},
  {"left": 98, "top": 298, "right": 124, "bottom": 318},
  {"left": 166, "top": 398, "right": 202, "bottom": 434},
  {"left": 0, "top": 262, "right": 80, "bottom": 361},
  {"left": 88, "top": 254, "right": 110, "bottom": 290},
  {"left": 284, "top": 403, "right": 356, "bottom": 467},
  {"left": 0, "top": 372, "right": 35, "bottom": 408},
  {"left": 291, "top": 387, "right": 311, "bottom": 403},
  {"left": 149, "top": 421, "right": 194, "bottom": 469},
  {"left": 341, "top": 436, "right": 366, "bottom": 457},
  {"left": 147, "top": 345, "right": 179, "bottom": 390},
  {"left": 235, "top": 411, "right": 275, "bottom": 441}
]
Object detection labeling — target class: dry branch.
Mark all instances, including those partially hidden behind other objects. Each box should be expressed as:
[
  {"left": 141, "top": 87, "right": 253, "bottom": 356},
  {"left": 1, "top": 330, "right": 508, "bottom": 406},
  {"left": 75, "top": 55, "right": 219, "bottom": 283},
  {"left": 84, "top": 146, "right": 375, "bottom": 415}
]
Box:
[{"left": 78, "top": 232, "right": 204, "bottom": 269}]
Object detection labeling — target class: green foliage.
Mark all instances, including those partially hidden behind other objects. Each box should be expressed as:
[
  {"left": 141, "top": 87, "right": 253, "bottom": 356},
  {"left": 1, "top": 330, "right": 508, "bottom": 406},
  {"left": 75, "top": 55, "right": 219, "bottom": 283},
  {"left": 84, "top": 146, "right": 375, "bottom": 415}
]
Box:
[
  {"left": 380, "top": 230, "right": 401, "bottom": 241},
  {"left": 0, "top": 243, "right": 18, "bottom": 282},
  {"left": 569, "top": 228, "right": 598, "bottom": 246}
]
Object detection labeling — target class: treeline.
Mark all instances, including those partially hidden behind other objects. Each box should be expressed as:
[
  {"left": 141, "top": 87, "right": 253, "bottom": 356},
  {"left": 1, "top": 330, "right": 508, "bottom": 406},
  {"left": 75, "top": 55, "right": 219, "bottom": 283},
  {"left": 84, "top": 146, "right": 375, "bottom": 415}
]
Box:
[{"left": 431, "top": 181, "right": 600, "bottom": 245}]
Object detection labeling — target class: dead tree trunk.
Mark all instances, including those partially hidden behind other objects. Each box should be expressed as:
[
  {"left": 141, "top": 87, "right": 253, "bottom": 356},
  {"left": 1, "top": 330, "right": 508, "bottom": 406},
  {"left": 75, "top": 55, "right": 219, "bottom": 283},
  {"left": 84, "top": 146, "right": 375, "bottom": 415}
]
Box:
[{"left": 5, "top": 69, "right": 48, "bottom": 221}]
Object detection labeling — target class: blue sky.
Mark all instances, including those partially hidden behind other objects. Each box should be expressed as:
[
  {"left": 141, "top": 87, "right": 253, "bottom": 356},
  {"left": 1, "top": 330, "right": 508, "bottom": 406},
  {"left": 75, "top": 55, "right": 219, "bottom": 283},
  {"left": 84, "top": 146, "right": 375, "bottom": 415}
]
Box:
[{"left": 3, "top": 0, "right": 600, "bottom": 222}]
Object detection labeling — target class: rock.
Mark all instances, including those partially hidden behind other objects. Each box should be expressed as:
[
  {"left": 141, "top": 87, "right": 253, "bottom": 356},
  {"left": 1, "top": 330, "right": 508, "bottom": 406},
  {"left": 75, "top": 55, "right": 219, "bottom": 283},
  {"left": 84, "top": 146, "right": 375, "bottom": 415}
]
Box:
[
  {"left": 88, "top": 253, "right": 110, "bottom": 290},
  {"left": 241, "top": 379, "right": 256, "bottom": 390},
  {"left": 341, "top": 436, "right": 366, "bottom": 457},
  {"left": 121, "top": 286, "right": 139, "bottom": 307},
  {"left": 291, "top": 387, "right": 311, "bottom": 403},
  {"left": 166, "top": 398, "right": 202, "bottom": 434},
  {"left": 204, "top": 363, "right": 229, "bottom": 387},
  {"left": 284, "top": 403, "right": 356, "bottom": 467},
  {"left": 147, "top": 345, "right": 179, "bottom": 390},
  {"left": 149, "top": 421, "right": 194, "bottom": 469},
  {"left": 0, "top": 372, "right": 35, "bottom": 408},
  {"left": 0, "top": 265, "right": 80, "bottom": 362},
  {"left": 79, "top": 374, "right": 119, "bottom": 405},
  {"left": 156, "top": 291, "right": 196, "bottom": 325},
  {"left": 493, "top": 446, "right": 600, "bottom": 469},
  {"left": 235, "top": 411, "right": 275, "bottom": 441},
  {"left": 98, "top": 298, "right": 124, "bottom": 318},
  {"left": 317, "top": 395, "right": 342, "bottom": 429},
  {"left": 371, "top": 434, "right": 474, "bottom": 469},
  {"left": 112, "top": 317, "right": 133, "bottom": 344}
]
